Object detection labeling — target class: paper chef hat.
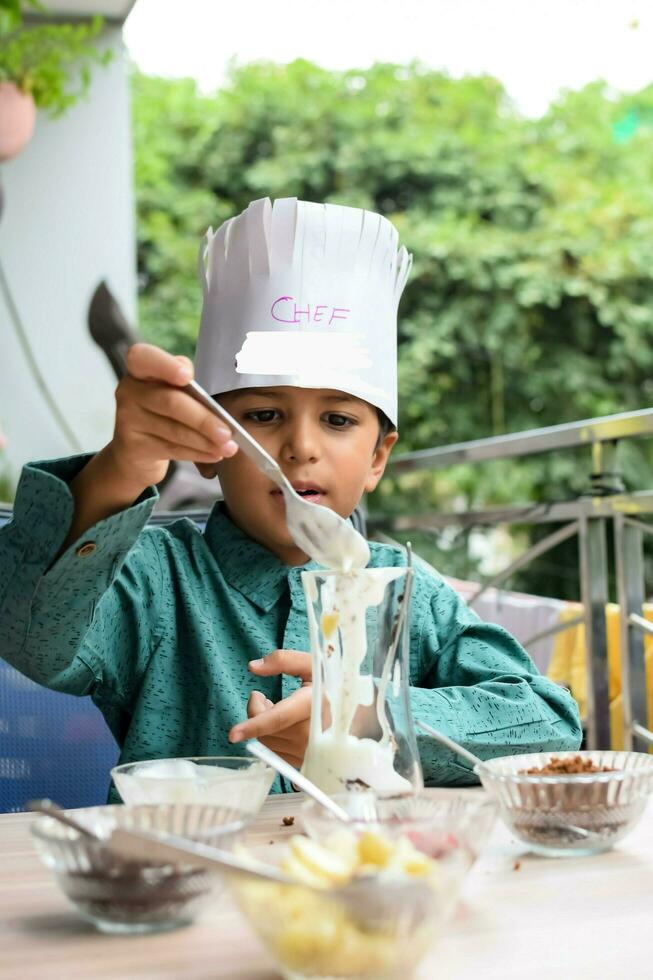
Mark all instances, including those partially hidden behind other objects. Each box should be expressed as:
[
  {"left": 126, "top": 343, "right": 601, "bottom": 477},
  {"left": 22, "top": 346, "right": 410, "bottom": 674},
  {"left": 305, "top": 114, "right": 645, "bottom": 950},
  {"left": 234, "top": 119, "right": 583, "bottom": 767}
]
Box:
[{"left": 194, "top": 198, "right": 412, "bottom": 426}]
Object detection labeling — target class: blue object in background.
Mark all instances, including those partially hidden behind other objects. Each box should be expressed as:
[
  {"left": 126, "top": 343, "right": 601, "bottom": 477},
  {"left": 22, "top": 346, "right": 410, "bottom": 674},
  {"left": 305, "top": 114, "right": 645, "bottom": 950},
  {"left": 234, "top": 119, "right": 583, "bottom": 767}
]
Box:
[{"left": 0, "top": 658, "right": 120, "bottom": 812}]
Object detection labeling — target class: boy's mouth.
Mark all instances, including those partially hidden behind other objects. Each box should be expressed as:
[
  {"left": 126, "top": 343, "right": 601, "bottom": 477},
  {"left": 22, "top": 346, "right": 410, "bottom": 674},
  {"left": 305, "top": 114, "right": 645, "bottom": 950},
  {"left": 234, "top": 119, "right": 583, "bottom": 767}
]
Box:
[{"left": 270, "top": 481, "right": 326, "bottom": 505}]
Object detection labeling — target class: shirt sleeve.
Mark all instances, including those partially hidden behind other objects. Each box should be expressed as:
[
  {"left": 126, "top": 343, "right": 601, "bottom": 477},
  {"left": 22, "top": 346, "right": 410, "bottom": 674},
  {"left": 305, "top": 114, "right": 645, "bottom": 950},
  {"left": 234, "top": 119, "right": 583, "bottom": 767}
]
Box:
[
  {"left": 408, "top": 561, "right": 583, "bottom": 786},
  {"left": 0, "top": 455, "right": 162, "bottom": 718}
]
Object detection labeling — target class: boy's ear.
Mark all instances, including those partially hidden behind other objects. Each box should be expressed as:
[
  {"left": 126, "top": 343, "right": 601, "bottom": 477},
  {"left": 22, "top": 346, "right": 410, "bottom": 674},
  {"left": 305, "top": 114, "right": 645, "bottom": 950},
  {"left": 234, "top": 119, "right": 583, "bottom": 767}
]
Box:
[{"left": 364, "top": 430, "right": 398, "bottom": 493}]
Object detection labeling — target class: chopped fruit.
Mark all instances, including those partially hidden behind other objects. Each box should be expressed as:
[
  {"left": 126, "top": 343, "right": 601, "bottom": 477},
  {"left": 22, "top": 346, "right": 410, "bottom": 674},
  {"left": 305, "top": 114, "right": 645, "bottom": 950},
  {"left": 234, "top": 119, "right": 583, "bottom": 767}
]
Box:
[
  {"left": 233, "top": 829, "right": 455, "bottom": 978},
  {"left": 281, "top": 829, "right": 440, "bottom": 885},
  {"left": 286, "top": 836, "right": 354, "bottom": 884},
  {"left": 357, "top": 831, "right": 393, "bottom": 868},
  {"left": 281, "top": 854, "right": 332, "bottom": 889},
  {"left": 321, "top": 612, "right": 339, "bottom": 638},
  {"left": 323, "top": 830, "right": 360, "bottom": 865}
]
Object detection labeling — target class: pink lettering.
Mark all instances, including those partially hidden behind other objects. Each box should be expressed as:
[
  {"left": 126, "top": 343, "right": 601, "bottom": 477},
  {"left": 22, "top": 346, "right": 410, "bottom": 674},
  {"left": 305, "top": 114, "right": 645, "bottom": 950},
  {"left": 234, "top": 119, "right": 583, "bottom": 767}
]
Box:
[
  {"left": 329, "top": 307, "right": 351, "bottom": 325},
  {"left": 294, "top": 303, "right": 311, "bottom": 322},
  {"left": 270, "top": 296, "right": 351, "bottom": 326},
  {"left": 271, "top": 296, "right": 298, "bottom": 323}
]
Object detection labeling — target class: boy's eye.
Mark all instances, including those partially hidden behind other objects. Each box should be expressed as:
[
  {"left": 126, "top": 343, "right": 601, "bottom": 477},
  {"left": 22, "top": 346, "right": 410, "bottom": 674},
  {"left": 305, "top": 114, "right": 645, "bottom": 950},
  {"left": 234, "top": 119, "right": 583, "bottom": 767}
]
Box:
[
  {"left": 325, "top": 413, "right": 356, "bottom": 428},
  {"left": 244, "top": 409, "right": 280, "bottom": 424}
]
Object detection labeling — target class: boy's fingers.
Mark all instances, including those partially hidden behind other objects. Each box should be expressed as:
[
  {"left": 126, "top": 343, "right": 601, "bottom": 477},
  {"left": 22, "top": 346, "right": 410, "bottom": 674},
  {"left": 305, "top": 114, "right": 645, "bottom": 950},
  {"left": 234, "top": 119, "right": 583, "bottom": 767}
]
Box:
[
  {"left": 140, "top": 385, "right": 233, "bottom": 444},
  {"left": 134, "top": 435, "right": 236, "bottom": 465},
  {"left": 247, "top": 691, "right": 274, "bottom": 717},
  {"left": 248, "top": 650, "right": 312, "bottom": 681},
  {"left": 138, "top": 407, "right": 236, "bottom": 457},
  {"left": 126, "top": 343, "right": 193, "bottom": 386},
  {"left": 175, "top": 355, "right": 194, "bottom": 376},
  {"left": 229, "top": 686, "right": 311, "bottom": 742}
]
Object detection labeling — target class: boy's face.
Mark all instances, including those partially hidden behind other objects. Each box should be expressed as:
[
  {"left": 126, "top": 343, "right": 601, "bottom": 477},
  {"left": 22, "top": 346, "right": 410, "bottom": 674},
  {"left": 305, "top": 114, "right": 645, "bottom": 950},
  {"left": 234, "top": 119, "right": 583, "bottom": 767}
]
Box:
[{"left": 201, "top": 386, "right": 397, "bottom": 565}]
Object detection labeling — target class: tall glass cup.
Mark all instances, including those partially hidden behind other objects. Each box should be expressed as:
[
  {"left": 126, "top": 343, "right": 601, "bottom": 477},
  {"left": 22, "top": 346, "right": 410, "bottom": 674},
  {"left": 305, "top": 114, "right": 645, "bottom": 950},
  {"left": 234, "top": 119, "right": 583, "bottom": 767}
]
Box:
[{"left": 301, "top": 566, "right": 423, "bottom": 796}]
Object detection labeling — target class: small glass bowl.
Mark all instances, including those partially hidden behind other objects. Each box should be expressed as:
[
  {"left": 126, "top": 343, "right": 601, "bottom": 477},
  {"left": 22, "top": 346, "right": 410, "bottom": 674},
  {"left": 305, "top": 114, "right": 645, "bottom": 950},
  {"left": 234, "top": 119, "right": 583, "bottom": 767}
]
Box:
[
  {"left": 112, "top": 756, "right": 275, "bottom": 815},
  {"left": 228, "top": 805, "right": 473, "bottom": 980},
  {"left": 477, "top": 750, "right": 653, "bottom": 857},
  {"left": 31, "top": 802, "right": 249, "bottom": 934},
  {"left": 300, "top": 790, "right": 496, "bottom": 867}
]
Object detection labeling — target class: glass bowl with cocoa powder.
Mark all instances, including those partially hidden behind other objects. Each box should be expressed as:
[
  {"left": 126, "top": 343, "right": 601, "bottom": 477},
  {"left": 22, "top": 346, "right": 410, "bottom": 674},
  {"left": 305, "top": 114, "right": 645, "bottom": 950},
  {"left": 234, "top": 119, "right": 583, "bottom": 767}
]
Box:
[
  {"left": 31, "top": 802, "right": 249, "bottom": 933},
  {"left": 476, "top": 750, "right": 653, "bottom": 857}
]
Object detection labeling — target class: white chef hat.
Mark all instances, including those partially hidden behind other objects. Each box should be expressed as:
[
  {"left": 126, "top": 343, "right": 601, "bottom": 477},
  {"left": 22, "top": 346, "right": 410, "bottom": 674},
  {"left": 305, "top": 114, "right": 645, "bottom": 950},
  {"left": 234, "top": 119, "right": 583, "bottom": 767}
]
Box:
[{"left": 194, "top": 197, "right": 411, "bottom": 425}]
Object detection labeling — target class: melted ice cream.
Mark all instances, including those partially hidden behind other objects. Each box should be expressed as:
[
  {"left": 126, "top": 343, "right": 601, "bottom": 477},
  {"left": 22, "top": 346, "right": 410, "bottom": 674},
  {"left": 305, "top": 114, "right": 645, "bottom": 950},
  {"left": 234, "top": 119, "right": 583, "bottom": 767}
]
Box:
[{"left": 302, "top": 567, "right": 413, "bottom": 795}]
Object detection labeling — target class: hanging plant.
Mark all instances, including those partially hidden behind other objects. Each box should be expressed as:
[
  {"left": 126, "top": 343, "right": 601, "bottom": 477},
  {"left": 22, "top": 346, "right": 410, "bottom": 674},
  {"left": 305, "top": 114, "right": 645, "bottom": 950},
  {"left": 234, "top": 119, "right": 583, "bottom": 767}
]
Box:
[{"left": 0, "top": 1, "right": 112, "bottom": 159}]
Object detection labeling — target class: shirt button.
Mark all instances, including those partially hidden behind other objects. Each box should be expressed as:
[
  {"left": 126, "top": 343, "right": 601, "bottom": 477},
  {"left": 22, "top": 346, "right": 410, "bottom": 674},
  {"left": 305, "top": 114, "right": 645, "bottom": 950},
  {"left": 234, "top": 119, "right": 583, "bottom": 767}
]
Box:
[{"left": 76, "top": 541, "right": 97, "bottom": 558}]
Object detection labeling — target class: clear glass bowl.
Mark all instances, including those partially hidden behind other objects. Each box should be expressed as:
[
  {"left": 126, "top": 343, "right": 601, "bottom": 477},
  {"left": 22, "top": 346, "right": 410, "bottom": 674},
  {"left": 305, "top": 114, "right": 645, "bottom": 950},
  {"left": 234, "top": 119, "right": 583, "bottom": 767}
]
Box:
[
  {"left": 31, "top": 802, "right": 249, "bottom": 934},
  {"left": 112, "top": 756, "right": 275, "bottom": 814},
  {"left": 477, "top": 750, "right": 653, "bottom": 857},
  {"left": 300, "top": 790, "right": 496, "bottom": 866},
  {"left": 228, "top": 792, "right": 481, "bottom": 979}
]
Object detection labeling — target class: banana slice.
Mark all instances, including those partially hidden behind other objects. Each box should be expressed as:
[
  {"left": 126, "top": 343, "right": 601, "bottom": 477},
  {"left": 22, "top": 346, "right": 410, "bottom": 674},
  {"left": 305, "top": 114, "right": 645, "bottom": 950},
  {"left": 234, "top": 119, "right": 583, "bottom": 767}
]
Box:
[
  {"left": 287, "top": 836, "right": 354, "bottom": 884},
  {"left": 321, "top": 612, "right": 339, "bottom": 638},
  {"left": 357, "top": 831, "right": 394, "bottom": 868}
]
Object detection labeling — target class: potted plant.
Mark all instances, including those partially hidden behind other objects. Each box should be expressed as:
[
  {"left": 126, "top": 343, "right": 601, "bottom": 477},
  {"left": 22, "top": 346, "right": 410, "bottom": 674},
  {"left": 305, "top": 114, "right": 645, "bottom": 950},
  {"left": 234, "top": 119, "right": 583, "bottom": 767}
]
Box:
[{"left": 0, "top": 0, "right": 112, "bottom": 161}]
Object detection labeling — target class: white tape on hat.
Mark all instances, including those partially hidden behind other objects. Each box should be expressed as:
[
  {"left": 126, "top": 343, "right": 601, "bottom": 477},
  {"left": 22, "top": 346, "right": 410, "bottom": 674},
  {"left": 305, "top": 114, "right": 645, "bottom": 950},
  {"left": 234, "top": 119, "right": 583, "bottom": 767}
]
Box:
[{"left": 236, "top": 331, "right": 373, "bottom": 376}]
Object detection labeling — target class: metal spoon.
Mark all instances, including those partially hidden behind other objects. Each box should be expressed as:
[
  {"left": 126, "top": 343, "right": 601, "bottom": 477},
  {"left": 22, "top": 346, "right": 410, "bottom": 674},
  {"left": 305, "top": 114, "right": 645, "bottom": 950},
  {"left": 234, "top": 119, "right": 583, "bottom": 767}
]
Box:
[
  {"left": 28, "top": 799, "right": 114, "bottom": 839},
  {"left": 184, "top": 380, "right": 370, "bottom": 570},
  {"left": 29, "top": 798, "right": 436, "bottom": 929},
  {"left": 108, "top": 821, "right": 436, "bottom": 931},
  {"left": 246, "top": 740, "right": 351, "bottom": 823},
  {"left": 415, "top": 721, "right": 599, "bottom": 843}
]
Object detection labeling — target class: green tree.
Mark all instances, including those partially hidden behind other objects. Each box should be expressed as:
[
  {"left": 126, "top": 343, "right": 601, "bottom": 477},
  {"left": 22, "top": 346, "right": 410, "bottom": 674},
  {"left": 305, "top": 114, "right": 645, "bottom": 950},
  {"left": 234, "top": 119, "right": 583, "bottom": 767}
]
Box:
[{"left": 132, "top": 64, "right": 653, "bottom": 597}]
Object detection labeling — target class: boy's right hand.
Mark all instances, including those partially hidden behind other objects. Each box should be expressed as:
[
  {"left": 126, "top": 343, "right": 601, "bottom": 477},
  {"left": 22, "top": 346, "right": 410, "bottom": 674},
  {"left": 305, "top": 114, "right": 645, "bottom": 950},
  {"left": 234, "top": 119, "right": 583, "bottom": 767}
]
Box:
[{"left": 107, "top": 343, "right": 238, "bottom": 494}]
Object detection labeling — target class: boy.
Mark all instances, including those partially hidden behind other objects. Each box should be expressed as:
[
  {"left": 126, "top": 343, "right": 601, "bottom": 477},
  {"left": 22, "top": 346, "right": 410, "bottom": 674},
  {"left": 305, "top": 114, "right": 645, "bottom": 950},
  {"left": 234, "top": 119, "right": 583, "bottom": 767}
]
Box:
[{"left": 0, "top": 198, "right": 581, "bottom": 797}]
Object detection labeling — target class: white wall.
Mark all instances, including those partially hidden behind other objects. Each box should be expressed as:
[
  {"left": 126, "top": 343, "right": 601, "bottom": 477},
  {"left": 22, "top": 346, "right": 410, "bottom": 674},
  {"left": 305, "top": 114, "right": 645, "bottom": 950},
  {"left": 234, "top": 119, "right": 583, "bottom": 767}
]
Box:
[{"left": 0, "top": 27, "right": 136, "bottom": 494}]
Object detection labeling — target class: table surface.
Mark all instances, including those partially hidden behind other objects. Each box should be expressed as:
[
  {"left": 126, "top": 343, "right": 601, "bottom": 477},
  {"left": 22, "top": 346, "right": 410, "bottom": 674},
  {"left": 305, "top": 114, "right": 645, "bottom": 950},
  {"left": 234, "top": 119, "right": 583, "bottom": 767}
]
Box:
[{"left": 1, "top": 790, "right": 651, "bottom": 980}]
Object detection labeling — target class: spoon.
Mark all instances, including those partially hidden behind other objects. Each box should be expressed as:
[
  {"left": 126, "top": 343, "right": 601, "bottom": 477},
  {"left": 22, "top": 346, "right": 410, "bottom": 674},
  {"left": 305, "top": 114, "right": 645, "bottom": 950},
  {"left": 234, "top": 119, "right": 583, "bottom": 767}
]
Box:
[
  {"left": 184, "top": 379, "right": 370, "bottom": 570},
  {"left": 31, "top": 798, "right": 437, "bottom": 930},
  {"left": 246, "top": 740, "right": 351, "bottom": 823},
  {"left": 415, "top": 722, "right": 599, "bottom": 843},
  {"left": 28, "top": 799, "right": 115, "bottom": 839},
  {"left": 108, "top": 821, "right": 435, "bottom": 931}
]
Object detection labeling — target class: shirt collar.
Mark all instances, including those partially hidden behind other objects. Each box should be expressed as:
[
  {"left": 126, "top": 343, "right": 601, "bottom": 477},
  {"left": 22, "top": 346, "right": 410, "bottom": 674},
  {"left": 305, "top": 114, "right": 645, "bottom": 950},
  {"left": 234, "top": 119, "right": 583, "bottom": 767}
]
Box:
[{"left": 203, "top": 504, "right": 319, "bottom": 612}]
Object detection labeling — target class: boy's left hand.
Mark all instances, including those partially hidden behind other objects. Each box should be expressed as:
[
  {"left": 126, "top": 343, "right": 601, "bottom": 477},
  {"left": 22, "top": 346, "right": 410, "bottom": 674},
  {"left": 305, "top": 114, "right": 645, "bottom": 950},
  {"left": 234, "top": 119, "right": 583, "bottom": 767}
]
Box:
[{"left": 228, "top": 651, "right": 312, "bottom": 768}]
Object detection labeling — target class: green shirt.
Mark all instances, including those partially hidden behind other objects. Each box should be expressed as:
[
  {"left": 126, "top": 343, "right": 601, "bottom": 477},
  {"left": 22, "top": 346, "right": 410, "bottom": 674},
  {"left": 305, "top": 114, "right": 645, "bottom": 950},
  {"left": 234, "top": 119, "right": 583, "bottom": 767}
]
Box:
[{"left": 0, "top": 455, "right": 581, "bottom": 799}]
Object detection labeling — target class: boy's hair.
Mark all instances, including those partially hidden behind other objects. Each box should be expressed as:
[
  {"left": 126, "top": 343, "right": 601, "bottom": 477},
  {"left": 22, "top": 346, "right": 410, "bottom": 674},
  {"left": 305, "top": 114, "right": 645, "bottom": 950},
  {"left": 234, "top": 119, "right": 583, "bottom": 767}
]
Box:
[{"left": 376, "top": 408, "right": 396, "bottom": 450}]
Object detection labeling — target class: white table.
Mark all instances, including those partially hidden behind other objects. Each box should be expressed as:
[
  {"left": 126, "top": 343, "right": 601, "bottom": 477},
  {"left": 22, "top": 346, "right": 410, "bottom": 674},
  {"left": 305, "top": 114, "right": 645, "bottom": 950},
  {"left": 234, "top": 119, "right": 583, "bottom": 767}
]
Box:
[{"left": 0, "top": 791, "right": 650, "bottom": 979}]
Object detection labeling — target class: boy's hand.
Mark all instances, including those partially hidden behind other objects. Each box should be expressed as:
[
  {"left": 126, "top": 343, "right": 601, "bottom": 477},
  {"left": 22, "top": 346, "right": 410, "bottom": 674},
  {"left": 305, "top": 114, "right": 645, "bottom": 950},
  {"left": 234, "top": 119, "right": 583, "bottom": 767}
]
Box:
[
  {"left": 108, "top": 343, "right": 238, "bottom": 494},
  {"left": 229, "top": 651, "right": 312, "bottom": 768}
]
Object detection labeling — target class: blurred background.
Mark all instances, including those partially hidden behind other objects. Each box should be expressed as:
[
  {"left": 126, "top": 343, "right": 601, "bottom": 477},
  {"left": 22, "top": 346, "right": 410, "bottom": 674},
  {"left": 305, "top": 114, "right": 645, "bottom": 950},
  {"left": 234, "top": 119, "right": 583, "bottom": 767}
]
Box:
[{"left": 2, "top": 0, "right": 653, "bottom": 599}]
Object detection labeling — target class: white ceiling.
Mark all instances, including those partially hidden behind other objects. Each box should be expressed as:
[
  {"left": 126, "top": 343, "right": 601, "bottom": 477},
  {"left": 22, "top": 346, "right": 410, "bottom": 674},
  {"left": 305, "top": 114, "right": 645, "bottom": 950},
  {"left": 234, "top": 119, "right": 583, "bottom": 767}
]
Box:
[{"left": 36, "top": 1, "right": 136, "bottom": 20}]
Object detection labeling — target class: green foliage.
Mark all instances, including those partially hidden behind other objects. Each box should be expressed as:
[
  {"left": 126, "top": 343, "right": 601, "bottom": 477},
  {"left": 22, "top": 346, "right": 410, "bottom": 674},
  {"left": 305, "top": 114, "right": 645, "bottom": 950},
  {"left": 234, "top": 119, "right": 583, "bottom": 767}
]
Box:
[
  {"left": 0, "top": 0, "right": 40, "bottom": 35},
  {"left": 0, "top": 3, "right": 111, "bottom": 116},
  {"left": 132, "top": 62, "right": 653, "bottom": 597}
]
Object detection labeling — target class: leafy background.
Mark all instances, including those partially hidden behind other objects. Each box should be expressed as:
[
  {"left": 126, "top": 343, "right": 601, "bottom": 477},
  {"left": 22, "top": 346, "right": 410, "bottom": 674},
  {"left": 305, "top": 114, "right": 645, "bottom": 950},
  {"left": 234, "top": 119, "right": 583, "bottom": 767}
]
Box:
[{"left": 132, "top": 62, "right": 653, "bottom": 598}]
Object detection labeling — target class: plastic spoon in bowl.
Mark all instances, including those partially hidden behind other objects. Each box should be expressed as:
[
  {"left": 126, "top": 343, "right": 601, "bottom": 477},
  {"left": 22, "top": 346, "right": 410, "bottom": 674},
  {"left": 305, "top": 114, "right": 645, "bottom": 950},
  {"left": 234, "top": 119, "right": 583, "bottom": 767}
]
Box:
[
  {"left": 246, "top": 740, "right": 351, "bottom": 823},
  {"left": 184, "top": 380, "right": 370, "bottom": 571}
]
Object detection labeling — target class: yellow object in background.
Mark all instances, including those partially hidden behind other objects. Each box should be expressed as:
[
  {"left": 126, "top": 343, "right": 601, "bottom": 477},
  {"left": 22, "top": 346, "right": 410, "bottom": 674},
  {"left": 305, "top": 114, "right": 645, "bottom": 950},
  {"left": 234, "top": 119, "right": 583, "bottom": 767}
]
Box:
[{"left": 547, "top": 603, "right": 653, "bottom": 750}]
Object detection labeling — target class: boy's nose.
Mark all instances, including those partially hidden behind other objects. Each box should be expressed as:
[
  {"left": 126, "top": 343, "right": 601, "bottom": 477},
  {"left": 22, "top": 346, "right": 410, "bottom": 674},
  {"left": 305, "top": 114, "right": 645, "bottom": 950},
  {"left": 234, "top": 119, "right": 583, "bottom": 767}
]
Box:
[{"left": 280, "top": 419, "right": 320, "bottom": 464}]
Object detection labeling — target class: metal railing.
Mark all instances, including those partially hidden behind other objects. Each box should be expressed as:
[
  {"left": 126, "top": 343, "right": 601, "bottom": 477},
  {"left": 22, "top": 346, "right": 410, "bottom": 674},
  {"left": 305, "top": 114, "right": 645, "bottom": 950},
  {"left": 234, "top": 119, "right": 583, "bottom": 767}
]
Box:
[{"left": 370, "top": 407, "right": 653, "bottom": 750}]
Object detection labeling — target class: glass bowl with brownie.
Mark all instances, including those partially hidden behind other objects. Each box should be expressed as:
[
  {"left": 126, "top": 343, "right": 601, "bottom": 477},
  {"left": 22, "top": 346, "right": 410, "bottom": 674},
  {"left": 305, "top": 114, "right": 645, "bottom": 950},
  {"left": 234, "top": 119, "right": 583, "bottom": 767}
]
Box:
[{"left": 477, "top": 750, "right": 653, "bottom": 857}]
